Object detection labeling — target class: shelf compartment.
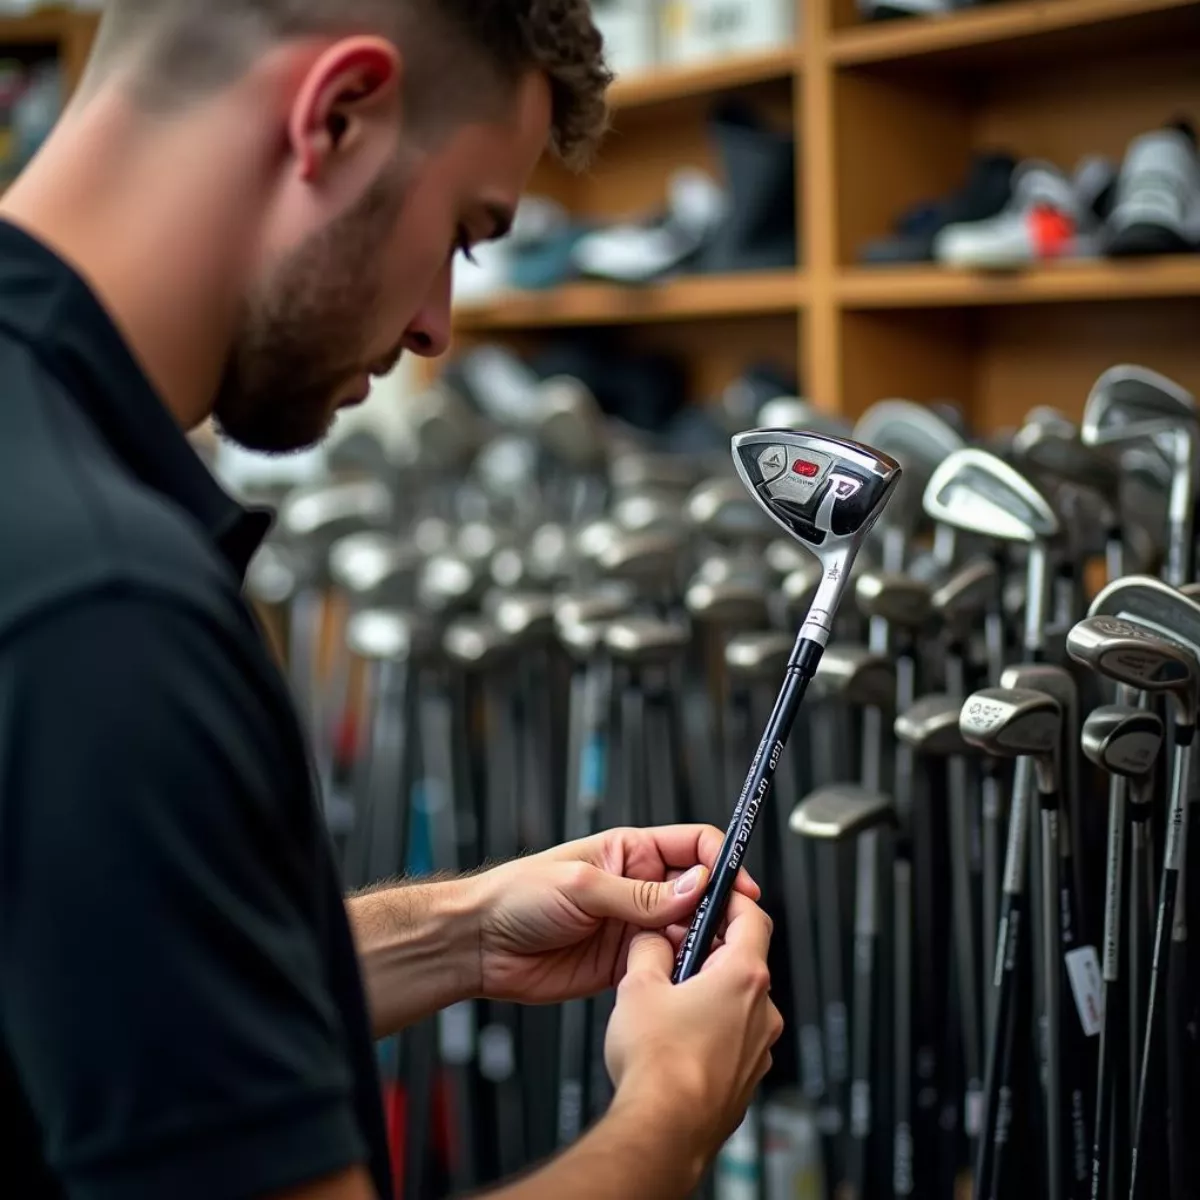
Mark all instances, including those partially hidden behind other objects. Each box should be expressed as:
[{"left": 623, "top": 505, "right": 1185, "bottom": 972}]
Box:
[
  {"left": 453, "top": 271, "right": 806, "bottom": 331},
  {"left": 837, "top": 258, "right": 1200, "bottom": 309},
  {"left": 829, "top": 0, "right": 1200, "bottom": 69},
  {"left": 609, "top": 46, "right": 800, "bottom": 111}
]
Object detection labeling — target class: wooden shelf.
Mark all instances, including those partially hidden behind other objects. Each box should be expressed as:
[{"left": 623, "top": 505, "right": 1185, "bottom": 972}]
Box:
[
  {"left": 608, "top": 46, "right": 799, "bottom": 110},
  {"left": 0, "top": 8, "right": 76, "bottom": 45},
  {"left": 829, "top": 0, "right": 1200, "bottom": 66},
  {"left": 836, "top": 258, "right": 1200, "bottom": 309},
  {"left": 453, "top": 272, "right": 806, "bottom": 331}
]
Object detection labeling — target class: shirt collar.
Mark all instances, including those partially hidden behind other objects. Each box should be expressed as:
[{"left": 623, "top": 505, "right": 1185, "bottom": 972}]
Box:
[{"left": 0, "top": 219, "right": 271, "bottom": 578}]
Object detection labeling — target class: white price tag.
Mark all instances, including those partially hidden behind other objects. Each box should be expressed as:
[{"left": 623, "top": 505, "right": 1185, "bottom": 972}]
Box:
[{"left": 1065, "top": 945, "right": 1104, "bottom": 1037}]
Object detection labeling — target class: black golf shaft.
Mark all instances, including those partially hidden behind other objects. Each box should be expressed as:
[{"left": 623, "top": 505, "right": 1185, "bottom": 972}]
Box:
[
  {"left": 1129, "top": 728, "right": 1194, "bottom": 1199},
  {"left": 673, "top": 634, "right": 824, "bottom": 983}
]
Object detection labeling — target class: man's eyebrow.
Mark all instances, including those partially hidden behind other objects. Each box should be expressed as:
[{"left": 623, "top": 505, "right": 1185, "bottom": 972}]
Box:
[{"left": 484, "top": 203, "right": 515, "bottom": 241}]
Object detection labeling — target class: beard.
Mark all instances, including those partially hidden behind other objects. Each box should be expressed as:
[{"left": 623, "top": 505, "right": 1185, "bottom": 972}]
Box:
[{"left": 213, "top": 158, "right": 411, "bottom": 455}]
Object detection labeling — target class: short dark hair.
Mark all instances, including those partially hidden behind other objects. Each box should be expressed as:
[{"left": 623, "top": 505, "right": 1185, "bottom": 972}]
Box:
[{"left": 87, "top": 0, "right": 613, "bottom": 168}]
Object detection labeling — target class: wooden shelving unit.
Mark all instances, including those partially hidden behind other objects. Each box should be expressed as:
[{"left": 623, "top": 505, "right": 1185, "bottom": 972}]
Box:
[
  {"left": 446, "top": 0, "right": 1200, "bottom": 434},
  {"left": 0, "top": 8, "right": 100, "bottom": 93}
]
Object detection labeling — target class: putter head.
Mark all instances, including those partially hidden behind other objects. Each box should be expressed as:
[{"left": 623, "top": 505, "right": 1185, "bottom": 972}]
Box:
[
  {"left": 493, "top": 592, "right": 557, "bottom": 643},
  {"left": 1081, "top": 704, "right": 1165, "bottom": 787},
  {"left": 685, "top": 477, "right": 773, "bottom": 542},
  {"left": 930, "top": 559, "right": 998, "bottom": 628},
  {"left": 685, "top": 578, "right": 770, "bottom": 629},
  {"left": 1066, "top": 615, "right": 1200, "bottom": 725},
  {"left": 789, "top": 784, "right": 897, "bottom": 841},
  {"left": 535, "top": 376, "right": 607, "bottom": 468},
  {"left": 346, "top": 607, "right": 437, "bottom": 663},
  {"left": 328, "top": 532, "right": 420, "bottom": 603},
  {"left": 854, "top": 571, "right": 934, "bottom": 632},
  {"left": 960, "top": 687, "right": 1062, "bottom": 791},
  {"left": 443, "top": 615, "right": 511, "bottom": 669},
  {"left": 923, "top": 448, "right": 1060, "bottom": 546},
  {"left": 811, "top": 646, "right": 896, "bottom": 708},
  {"left": 894, "top": 694, "right": 970, "bottom": 758},
  {"left": 732, "top": 430, "right": 902, "bottom": 647},
  {"left": 1089, "top": 575, "right": 1200, "bottom": 661},
  {"left": 604, "top": 617, "right": 690, "bottom": 665},
  {"left": 279, "top": 479, "right": 394, "bottom": 545},
  {"left": 725, "top": 631, "right": 795, "bottom": 680}
]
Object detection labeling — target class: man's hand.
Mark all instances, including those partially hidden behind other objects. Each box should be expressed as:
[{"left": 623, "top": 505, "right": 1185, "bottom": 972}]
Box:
[{"left": 465, "top": 824, "right": 760, "bottom": 1004}]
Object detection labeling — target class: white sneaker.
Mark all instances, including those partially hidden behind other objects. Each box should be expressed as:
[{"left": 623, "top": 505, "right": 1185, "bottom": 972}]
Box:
[
  {"left": 1107, "top": 122, "right": 1200, "bottom": 257},
  {"left": 934, "top": 158, "right": 1111, "bottom": 270}
]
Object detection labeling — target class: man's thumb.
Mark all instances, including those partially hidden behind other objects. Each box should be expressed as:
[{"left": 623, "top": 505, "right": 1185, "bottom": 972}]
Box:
[{"left": 592, "top": 865, "right": 710, "bottom": 927}]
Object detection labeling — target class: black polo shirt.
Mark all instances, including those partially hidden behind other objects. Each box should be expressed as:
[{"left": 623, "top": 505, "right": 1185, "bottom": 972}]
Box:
[{"left": 0, "top": 221, "right": 392, "bottom": 1200}]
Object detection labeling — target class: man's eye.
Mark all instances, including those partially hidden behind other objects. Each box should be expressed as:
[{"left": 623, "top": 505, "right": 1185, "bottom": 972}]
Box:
[{"left": 456, "top": 230, "right": 478, "bottom": 265}]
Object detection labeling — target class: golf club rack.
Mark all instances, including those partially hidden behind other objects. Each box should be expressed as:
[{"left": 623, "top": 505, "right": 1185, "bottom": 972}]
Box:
[{"left": 243, "top": 362, "right": 1200, "bottom": 1200}]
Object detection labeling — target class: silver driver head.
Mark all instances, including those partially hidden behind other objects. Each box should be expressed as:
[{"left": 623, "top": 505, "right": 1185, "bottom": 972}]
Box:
[
  {"left": 895, "top": 694, "right": 970, "bottom": 758},
  {"left": 789, "top": 784, "right": 897, "bottom": 841},
  {"left": 1066, "top": 615, "right": 1200, "bottom": 727},
  {"left": 1081, "top": 704, "right": 1164, "bottom": 792},
  {"left": 732, "top": 430, "right": 902, "bottom": 648},
  {"left": 960, "top": 686, "right": 1062, "bottom": 793}
]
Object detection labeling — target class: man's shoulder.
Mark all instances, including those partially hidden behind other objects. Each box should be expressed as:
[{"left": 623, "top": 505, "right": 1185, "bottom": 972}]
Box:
[{"left": 0, "top": 336, "right": 243, "bottom": 641}]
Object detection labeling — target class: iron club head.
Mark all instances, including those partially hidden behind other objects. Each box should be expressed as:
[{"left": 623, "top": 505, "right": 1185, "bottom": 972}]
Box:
[
  {"left": 895, "top": 694, "right": 970, "bottom": 758},
  {"left": 789, "top": 784, "right": 897, "bottom": 840},
  {"left": 960, "top": 686, "right": 1062, "bottom": 795},
  {"left": 1081, "top": 704, "right": 1165, "bottom": 804}
]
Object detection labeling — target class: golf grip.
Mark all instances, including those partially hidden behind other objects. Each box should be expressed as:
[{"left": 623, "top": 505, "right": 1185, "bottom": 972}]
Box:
[{"left": 672, "top": 636, "right": 824, "bottom": 983}]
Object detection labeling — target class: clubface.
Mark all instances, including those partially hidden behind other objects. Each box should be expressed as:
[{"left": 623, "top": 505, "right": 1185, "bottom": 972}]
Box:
[
  {"left": 959, "top": 687, "right": 1062, "bottom": 756},
  {"left": 1081, "top": 705, "right": 1165, "bottom": 779},
  {"left": 895, "top": 694, "right": 969, "bottom": 757},
  {"left": 789, "top": 784, "right": 897, "bottom": 840}
]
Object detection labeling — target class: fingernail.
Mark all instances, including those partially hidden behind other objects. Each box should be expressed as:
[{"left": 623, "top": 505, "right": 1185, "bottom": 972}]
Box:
[{"left": 674, "top": 866, "right": 705, "bottom": 896}]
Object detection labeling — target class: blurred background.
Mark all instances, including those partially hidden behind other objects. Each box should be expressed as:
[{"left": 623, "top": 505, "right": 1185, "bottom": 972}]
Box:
[{"left": 9, "top": 4, "right": 1200, "bottom": 1200}]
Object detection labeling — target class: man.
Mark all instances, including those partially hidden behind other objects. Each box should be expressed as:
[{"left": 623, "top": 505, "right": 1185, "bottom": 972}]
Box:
[{"left": 0, "top": 3, "right": 783, "bottom": 1199}]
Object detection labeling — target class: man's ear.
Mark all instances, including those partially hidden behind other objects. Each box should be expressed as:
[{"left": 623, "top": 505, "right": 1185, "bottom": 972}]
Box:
[{"left": 288, "top": 36, "right": 403, "bottom": 184}]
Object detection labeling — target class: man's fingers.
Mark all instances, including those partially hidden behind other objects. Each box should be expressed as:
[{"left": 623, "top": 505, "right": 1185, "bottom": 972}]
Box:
[
  {"left": 717, "top": 890, "right": 773, "bottom": 960},
  {"left": 566, "top": 861, "right": 712, "bottom": 930},
  {"left": 623, "top": 930, "right": 675, "bottom": 979},
  {"left": 629, "top": 826, "right": 762, "bottom": 900}
]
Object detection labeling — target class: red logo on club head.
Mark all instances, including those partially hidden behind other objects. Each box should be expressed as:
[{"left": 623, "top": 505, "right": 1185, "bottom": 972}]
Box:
[{"left": 792, "top": 460, "right": 820, "bottom": 478}]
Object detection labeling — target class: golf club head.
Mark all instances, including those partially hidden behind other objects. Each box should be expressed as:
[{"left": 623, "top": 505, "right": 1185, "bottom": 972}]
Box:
[
  {"left": 999, "top": 664, "right": 1077, "bottom": 734},
  {"left": 328, "top": 532, "right": 420, "bottom": 603},
  {"left": 396, "top": 382, "right": 482, "bottom": 471},
  {"left": 732, "top": 430, "right": 902, "bottom": 647},
  {"left": 604, "top": 617, "right": 690, "bottom": 665},
  {"left": 853, "top": 399, "right": 966, "bottom": 533},
  {"left": 597, "top": 531, "right": 681, "bottom": 592},
  {"left": 789, "top": 784, "right": 897, "bottom": 841},
  {"left": 417, "top": 552, "right": 482, "bottom": 615},
  {"left": 685, "top": 577, "right": 771, "bottom": 629},
  {"left": 554, "top": 587, "right": 636, "bottom": 631},
  {"left": 1083, "top": 365, "right": 1196, "bottom": 443},
  {"left": 854, "top": 570, "right": 934, "bottom": 632},
  {"left": 527, "top": 522, "right": 576, "bottom": 584},
  {"left": 493, "top": 592, "right": 557, "bottom": 643},
  {"left": 443, "top": 615, "right": 512, "bottom": 669},
  {"left": 725, "top": 631, "right": 795, "bottom": 680},
  {"left": 960, "top": 686, "right": 1062, "bottom": 792},
  {"left": 575, "top": 518, "right": 621, "bottom": 564},
  {"left": 1089, "top": 575, "right": 1200, "bottom": 662},
  {"left": 535, "top": 376, "right": 608, "bottom": 468},
  {"left": 611, "top": 451, "right": 701, "bottom": 496},
  {"left": 278, "top": 478, "right": 395, "bottom": 545},
  {"left": 614, "top": 489, "right": 686, "bottom": 536},
  {"left": 895, "top": 694, "right": 970, "bottom": 758},
  {"left": 1066, "top": 615, "right": 1200, "bottom": 726},
  {"left": 1022, "top": 405, "right": 1079, "bottom": 439},
  {"left": 1012, "top": 420, "right": 1121, "bottom": 500},
  {"left": 685, "top": 477, "right": 773, "bottom": 542},
  {"left": 490, "top": 545, "right": 534, "bottom": 592},
  {"left": 757, "top": 396, "right": 853, "bottom": 440},
  {"left": 346, "top": 606, "right": 437, "bottom": 663},
  {"left": 1081, "top": 704, "right": 1164, "bottom": 787},
  {"left": 923, "top": 448, "right": 1060, "bottom": 546},
  {"left": 930, "top": 558, "right": 998, "bottom": 629},
  {"left": 766, "top": 537, "right": 811, "bottom": 580},
  {"left": 811, "top": 646, "right": 896, "bottom": 708},
  {"left": 557, "top": 614, "right": 618, "bottom": 660}
]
